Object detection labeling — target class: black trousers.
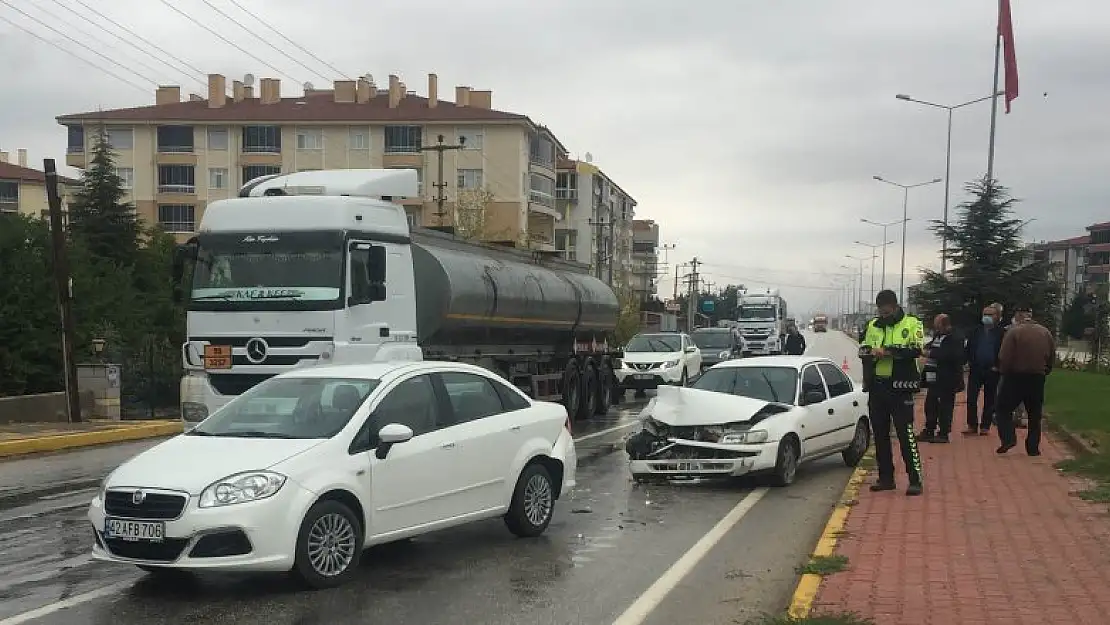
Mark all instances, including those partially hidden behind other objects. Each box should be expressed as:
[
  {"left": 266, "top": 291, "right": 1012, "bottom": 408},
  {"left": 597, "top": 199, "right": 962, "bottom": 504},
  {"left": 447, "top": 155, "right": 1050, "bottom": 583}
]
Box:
[
  {"left": 996, "top": 373, "right": 1046, "bottom": 452},
  {"left": 966, "top": 369, "right": 999, "bottom": 430},
  {"left": 869, "top": 383, "right": 923, "bottom": 484},
  {"left": 923, "top": 386, "right": 956, "bottom": 435}
]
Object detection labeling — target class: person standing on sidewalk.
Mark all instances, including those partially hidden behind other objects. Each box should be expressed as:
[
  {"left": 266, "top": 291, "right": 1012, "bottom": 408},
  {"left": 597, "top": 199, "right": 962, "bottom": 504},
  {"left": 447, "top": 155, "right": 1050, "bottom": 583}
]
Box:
[
  {"left": 919, "top": 313, "right": 965, "bottom": 443},
  {"left": 995, "top": 305, "right": 1055, "bottom": 456},
  {"left": 963, "top": 304, "right": 1005, "bottom": 436},
  {"left": 859, "top": 289, "right": 926, "bottom": 496}
]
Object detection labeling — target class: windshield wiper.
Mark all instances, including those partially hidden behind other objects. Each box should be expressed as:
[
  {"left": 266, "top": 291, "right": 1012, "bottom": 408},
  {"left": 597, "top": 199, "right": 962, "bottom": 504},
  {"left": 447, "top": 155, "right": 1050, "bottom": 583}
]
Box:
[
  {"left": 206, "top": 431, "right": 299, "bottom": 439},
  {"left": 186, "top": 429, "right": 214, "bottom": 436},
  {"left": 760, "top": 371, "right": 781, "bottom": 403}
]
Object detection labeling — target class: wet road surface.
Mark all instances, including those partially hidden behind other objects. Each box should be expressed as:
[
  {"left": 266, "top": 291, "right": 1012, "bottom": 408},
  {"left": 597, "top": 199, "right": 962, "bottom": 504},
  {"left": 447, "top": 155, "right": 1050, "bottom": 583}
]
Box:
[{"left": 1, "top": 334, "right": 860, "bottom": 625}]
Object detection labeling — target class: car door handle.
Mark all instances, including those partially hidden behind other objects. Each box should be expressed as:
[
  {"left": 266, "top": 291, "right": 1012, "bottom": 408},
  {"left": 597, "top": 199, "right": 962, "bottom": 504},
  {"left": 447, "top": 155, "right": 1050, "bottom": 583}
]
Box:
[
  {"left": 828, "top": 408, "right": 835, "bottom": 415},
  {"left": 510, "top": 425, "right": 521, "bottom": 432},
  {"left": 853, "top": 401, "right": 859, "bottom": 407},
  {"left": 440, "top": 442, "right": 456, "bottom": 449}
]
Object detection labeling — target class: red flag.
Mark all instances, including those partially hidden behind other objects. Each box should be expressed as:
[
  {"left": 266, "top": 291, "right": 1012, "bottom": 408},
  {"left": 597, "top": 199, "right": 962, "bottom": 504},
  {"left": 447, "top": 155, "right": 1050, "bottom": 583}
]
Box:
[{"left": 999, "top": 0, "right": 1019, "bottom": 113}]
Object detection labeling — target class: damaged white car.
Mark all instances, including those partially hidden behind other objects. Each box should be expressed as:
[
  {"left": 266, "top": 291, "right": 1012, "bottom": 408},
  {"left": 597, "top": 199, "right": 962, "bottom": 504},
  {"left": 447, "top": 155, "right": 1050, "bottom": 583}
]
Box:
[{"left": 625, "top": 356, "right": 870, "bottom": 486}]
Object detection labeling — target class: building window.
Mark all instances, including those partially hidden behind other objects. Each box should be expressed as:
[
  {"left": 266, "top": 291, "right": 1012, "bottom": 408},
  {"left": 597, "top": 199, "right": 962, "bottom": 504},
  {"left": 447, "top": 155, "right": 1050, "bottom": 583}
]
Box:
[
  {"left": 457, "top": 169, "right": 483, "bottom": 190},
  {"left": 243, "top": 165, "right": 281, "bottom": 184},
  {"left": 405, "top": 210, "right": 419, "bottom": 229},
  {"left": 156, "top": 125, "right": 194, "bottom": 153},
  {"left": 529, "top": 173, "right": 555, "bottom": 207},
  {"left": 296, "top": 128, "right": 323, "bottom": 150},
  {"left": 242, "top": 125, "right": 281, "bottom": 153},
  {"left": 115, "top": 167, "right": 134, "bottom": 190},
  {"left": 456, "top": 128, "right": 483, "bottom": 150},
  {"left": 157, "top": 204, "right": 195, "bottom": 233},
  {"left": 67, "top": 126, "right": 85, "bottom": 153},
  {"left": 556, "top": 172, "right": 577, "bottom": 199},
  {"left": 349, "top": 127, "right": 369, "bottom": 150},
  {"left": 0, "top": 180, "right": 18, "bottom": 209},
  {"left": 209, "top": 167, "right": 228, "bottom": 189},
  {"left": 207, "top": 127, "right": 229, "bottom": 150},
  {"left": 384, "top": 125, "right": 422, "bottom": 153},
  {"left": 105, "top": 127, "right": 134, "bottom": 150},
  {"left": 529, "top": 133, "right": 554, "bottom": 168},
  {"left": 158, "top": 165, "right": 195, "bottom": 193}
]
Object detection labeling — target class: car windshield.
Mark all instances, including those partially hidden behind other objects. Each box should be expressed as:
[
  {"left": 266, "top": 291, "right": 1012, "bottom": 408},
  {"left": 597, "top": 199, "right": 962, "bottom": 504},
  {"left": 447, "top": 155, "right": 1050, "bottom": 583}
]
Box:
[
  {"left": 691, "top": 366, "right": 799, "bottom": 404},
  {"left": 692, "top": 332, "right": 732, "bottom": 349},
  {"left": 739, "top": 306, "right": 776, "bottom": 320},
  {"left": 625, "top": 334, "right": 682, "bottom": 353},
  {"left": 188, "top": 377, "right": 380, "bottom": 439}
]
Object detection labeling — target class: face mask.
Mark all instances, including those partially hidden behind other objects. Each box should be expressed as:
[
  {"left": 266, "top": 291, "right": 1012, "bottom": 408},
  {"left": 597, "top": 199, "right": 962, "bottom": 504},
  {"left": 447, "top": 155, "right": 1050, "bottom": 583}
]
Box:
[{"left": 982, "top": 316, "right": 993, "bottom": 325}]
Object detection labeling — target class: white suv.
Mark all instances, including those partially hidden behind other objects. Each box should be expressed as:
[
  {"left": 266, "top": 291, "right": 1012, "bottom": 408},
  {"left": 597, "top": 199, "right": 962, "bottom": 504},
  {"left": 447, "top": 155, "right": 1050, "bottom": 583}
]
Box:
[{"left": 616, "top": 332, "right": 702, "bottom": 395}]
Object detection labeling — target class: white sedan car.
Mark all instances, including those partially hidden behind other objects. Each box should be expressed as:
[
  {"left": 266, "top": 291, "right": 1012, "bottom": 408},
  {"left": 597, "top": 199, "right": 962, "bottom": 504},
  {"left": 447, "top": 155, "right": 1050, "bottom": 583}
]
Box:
[
  {"left": 625, "top": 356, "right": 870, "bottom": 486},
  {"left": 89, "top": 361, "right": 577, "bottom": 589}
]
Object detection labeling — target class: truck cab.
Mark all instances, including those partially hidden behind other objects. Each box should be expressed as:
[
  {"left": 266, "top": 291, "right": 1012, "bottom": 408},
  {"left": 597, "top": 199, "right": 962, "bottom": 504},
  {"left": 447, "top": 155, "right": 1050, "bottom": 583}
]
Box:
[{"left": 736, "top": 289, "right": 786, "bottom": 356}]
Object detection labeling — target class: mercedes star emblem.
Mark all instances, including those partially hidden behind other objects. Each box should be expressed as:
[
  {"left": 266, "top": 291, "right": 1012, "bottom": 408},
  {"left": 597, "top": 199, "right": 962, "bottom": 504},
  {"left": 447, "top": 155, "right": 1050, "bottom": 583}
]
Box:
[
  {"left": 132, "top": 490, "right": 146, "bottom": 505},
  {"left": 245, "top": 337, "right": 269, "bottom": 364}
]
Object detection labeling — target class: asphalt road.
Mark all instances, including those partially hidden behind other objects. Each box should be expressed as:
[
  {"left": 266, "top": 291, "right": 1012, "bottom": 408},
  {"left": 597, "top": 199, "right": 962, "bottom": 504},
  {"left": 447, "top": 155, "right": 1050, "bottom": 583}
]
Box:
[{"left": 0, "top": 332, "right": 861, "bottom": 625}]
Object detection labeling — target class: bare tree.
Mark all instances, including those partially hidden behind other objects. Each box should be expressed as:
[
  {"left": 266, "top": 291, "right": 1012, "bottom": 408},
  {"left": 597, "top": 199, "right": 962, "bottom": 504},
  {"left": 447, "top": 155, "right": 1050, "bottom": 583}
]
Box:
[{"left": 454, "top": 188, "right": 494, "bottom": 240}]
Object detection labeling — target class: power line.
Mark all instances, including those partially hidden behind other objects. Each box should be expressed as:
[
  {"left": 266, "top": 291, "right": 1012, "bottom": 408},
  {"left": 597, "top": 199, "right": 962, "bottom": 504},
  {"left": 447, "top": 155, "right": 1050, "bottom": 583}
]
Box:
[
  {"left": 198, "top": 0, "right": 329, "bottom": 83},
  {"left": 28, "top": 1, "right": 183, "bottom": 87},
  {"left": 225, "top": 0, "right": 350, "bottom": 80},
  {"left": 698, "top": 261, "right": 854, "bottom": 279},
  {"left": 155, "top": 0, "right": 301, "bottom": 83},
  {"left": 0, "top": 0, "right": 157, "bottom": 86},
  {"left": 0, "top": 12, "right": 147, "bottom": 93},
  {"left": 699, "top": 272, "right": 848, "bottom": 292},
  {"left": 70, "top": 0, "right": 207, "bottom": 80}
]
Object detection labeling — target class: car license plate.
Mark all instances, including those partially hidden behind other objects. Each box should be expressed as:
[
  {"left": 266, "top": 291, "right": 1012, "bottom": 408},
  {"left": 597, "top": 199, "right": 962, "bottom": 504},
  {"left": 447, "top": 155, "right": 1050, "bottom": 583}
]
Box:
[
  {"left": 104, "top": 518, "right": 166, "bottom": 542},
  {"left": 634, "top": 374, "right": 653, "bottom": 380}
]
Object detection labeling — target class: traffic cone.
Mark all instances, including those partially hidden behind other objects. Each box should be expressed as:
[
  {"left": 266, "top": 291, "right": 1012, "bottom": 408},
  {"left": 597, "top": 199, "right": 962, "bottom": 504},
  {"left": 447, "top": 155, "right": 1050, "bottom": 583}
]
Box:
[{"left": 841, "top": 357, "right": 850, "bottom": 372}]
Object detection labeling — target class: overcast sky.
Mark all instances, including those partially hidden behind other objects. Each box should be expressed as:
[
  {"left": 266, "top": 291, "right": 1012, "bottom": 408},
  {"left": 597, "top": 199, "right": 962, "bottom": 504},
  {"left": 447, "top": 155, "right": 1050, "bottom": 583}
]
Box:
[{"left": 3, "top": 0, "right": 1108, "bottom": 315}]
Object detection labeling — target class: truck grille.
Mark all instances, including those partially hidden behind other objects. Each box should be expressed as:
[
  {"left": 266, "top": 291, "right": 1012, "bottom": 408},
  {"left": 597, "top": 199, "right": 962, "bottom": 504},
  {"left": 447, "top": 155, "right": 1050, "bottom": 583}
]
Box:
[{"left": 104, "top": 490, "right": 188, "bottom": 520}]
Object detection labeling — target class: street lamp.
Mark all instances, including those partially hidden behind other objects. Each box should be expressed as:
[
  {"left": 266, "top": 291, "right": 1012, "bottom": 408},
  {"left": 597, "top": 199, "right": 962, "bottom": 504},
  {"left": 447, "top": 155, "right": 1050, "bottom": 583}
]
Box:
[
  {"left": 873, "top": 175, "right": 943, "bottom": 304},
  {"left": 859, "top": 217, "right": 904, "bottom": 290},
  {"left": 894, "top": 92, "right": 1002, "bottom": 276},
  {"left": 839, "top": 265, "right": 855, "bottom": 316},
  {"left": 854, "top": 240, "right": 893, "bottom": 308},
  {"left": 846, "top": 254, "right": 875, "bottom": 316}
]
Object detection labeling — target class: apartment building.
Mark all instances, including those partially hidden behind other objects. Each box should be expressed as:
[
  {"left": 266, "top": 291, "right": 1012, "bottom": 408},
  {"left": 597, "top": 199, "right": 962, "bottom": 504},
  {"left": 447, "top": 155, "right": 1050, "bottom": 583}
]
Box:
[
  {"left": 1087, "top": 221, "right": 1110, "bottom": 290},
  {"left": 554, "top": 158, "right": 637, "bottom": 290},
  {"left": 56, "top": 72, "right": 566, "bottom": 247},
  {"left": 631, "top": 219, "right": 660, "bottom": 302},
  {"left": 0, "top": 149, "right": 77, "bottom": 219}
]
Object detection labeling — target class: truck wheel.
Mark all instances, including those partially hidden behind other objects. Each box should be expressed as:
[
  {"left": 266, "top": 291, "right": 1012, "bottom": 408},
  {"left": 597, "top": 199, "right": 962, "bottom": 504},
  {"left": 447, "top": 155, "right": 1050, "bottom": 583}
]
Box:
[
  {"left": 562, "top": 361, "right": 582, "bottom": 420},
  {"left": 595, "top": 362, "right": 614, "bottom": 415},
  {"left": 578, "top": 363, "right": 598, "bottom": 421}
]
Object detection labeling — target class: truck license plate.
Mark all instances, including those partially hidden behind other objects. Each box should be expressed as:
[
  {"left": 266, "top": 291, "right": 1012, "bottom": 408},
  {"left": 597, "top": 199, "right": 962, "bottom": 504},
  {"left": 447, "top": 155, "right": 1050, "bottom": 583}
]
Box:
[
  {"left": 104, "top": 518, "right": 165, "bottom": 542},
  {"left": 203, "top": 345, "right": 232, "bottom": 370}
]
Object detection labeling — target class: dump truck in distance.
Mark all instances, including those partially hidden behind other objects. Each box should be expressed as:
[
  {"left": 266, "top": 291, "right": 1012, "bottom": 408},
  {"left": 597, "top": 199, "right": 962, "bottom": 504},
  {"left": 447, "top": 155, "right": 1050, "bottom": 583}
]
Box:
[
  {"left": 172, "top": 169, "right": 621, "bottom": 424},
  {"left": 812, "top": 314, "right": 828, "bottom": 332}
]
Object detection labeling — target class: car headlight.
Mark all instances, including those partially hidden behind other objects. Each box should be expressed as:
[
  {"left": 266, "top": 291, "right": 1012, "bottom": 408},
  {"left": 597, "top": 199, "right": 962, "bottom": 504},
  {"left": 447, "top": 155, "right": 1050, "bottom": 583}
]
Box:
[
  {"left": 198, "top": 471, "right": 287, "bottom": 508},
  {"left": 663, "top": 359, "right": 680, "bottom": 368},
  {"left": 718, "top": 350, "right": 731, "bottom": 359},
  {"left": 720, "top": 430, "right": 770, "bottom": 445}
]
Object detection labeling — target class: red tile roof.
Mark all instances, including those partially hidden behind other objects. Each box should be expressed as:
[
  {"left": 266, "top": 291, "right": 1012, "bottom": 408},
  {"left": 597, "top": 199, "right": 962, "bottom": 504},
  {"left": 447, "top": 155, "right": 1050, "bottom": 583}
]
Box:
[
  {"left": 1087, "top": 221, "right": 1110, "bottom": 232},
  {"left": 1036, "top": 234, "right": 1090, "bottom": 249},
  {"left": 56, "top": 91, "right": 530, "bottom": 125},
  {"left": 0, "top": 161, "right": 78, "bottom": 185}
]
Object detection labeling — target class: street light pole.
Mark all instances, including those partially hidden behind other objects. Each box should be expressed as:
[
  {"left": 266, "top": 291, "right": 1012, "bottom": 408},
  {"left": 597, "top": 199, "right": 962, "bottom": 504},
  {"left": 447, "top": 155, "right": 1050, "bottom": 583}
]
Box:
[
  {"left": 894, "top": 92, "right": 1002, "bottom": 275},
  {"left": 860, "top": 217, "right": 904, "bottom": 290},
  {"left": 873, "top": 175, "right": 942, "bottom": 304},
  {"left": 846, "top": 255, "right": 873, "bottom": 316},
  {"left": 854, "top": 240, "right": 893, "bottom": 308}
]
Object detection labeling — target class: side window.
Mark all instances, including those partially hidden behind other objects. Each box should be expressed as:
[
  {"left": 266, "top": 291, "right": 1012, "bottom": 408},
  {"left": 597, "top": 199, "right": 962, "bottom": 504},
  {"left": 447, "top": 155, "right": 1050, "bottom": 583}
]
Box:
[
  {"left": 349, "top": 248, "right": 369, "bottom": 302},
  {"left": 492, "top": 378, "right": 531, "bottom": 411},
  {"left": 352, "top": 375, "right": 440, "bottom": 451},
  {"left": 800, "top": 366, "right": 827, "bottom": 404},
  {"left": 440, "top": 372, "right": 505, "bottom": 423},
  {"left": 817, "top": 363, "right": 853, "bottom": 397}
]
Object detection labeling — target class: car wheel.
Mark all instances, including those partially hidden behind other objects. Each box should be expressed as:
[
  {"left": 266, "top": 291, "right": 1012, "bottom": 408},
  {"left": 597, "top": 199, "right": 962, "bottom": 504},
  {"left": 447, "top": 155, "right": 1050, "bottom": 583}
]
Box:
[
  {"left": 771, "top": 437, "right": 800, "bottom": 487},
  {"left": 842, "top": 418, "right": 871, "bottom": 467},
  {"left": 504, "top": 463, "right": 556, "bottom": 538},
  {"left": 290, "top": 499, "right": 363, "bottom": 589}
]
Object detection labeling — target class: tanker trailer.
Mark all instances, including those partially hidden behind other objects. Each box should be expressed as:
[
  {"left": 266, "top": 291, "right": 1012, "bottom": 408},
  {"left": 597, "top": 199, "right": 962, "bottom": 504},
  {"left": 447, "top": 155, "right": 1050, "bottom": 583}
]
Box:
[{"left": 173, "top": 169, "right": 622, "bottom": 424}]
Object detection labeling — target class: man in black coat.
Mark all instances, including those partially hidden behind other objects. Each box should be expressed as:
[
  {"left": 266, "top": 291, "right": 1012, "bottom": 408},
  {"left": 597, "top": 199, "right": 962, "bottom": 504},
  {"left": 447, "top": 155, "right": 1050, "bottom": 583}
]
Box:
[
  {"left": 920, "top": 313, "right": 964, "bottom": 443},
  {"left": 783, "top": 323, "right": 806, "bottom": 355},
  {"left": 964, "top": 304, "right": 1006, "bottom": 436}
]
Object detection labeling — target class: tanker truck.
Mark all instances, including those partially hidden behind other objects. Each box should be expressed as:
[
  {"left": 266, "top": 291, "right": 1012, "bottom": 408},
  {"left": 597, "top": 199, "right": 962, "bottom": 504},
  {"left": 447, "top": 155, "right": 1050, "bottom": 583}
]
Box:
[{"left": 171, "top": 169, "right": 621, "bottom": 425}]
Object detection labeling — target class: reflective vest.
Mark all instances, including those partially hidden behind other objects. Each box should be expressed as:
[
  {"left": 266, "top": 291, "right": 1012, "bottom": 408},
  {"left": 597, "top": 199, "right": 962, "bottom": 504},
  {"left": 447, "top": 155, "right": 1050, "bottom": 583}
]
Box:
[{"left": 862, "top": 314, "right": 924, "bottom": 389}]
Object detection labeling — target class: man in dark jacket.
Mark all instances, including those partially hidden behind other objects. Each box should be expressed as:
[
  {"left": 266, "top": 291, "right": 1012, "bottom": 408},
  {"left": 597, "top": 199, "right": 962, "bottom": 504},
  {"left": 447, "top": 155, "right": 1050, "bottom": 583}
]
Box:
[
  {"left": 920, "top": 313, "right": 964, "bottom": 443},
  {"left": 963, "top": 304, "right": 1005, "bottom": 436},
  {"left": 784, "top": 323, "right": 806, "bottom": 355}
]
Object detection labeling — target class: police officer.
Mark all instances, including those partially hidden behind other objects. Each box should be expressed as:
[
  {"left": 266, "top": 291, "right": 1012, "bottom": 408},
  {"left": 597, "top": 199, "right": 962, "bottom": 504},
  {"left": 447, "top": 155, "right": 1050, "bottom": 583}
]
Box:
[{"left": 859, "top": 289, "right": 925, "bottom": 496}]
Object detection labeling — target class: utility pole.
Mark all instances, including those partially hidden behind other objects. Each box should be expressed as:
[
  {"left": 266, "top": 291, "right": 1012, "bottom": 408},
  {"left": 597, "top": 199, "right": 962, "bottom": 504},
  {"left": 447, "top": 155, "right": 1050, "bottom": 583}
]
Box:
[
  {"left": 420, "top": 134, "right": 465, "bottom": 227},
  {"left": 606, "top": 205, "right": 617, "bottom": 287},
  {"left": 673, "top": 262, "right": 687, "bottom": 301},
  {"left": 44, "top": 159, "right": 81, "bottom": 423},
  {"left": 685, "top": 257, "right": 701, "bottom": 333},
  {"left": 589, "top": 213, "right": 610, "bottom": 281}
]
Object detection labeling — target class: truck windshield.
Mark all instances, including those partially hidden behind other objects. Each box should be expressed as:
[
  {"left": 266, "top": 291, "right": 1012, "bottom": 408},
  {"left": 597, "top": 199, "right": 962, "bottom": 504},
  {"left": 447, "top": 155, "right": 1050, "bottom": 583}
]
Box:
[
  {"left": 739, "top": 306, "right": 776, "bottom": 321},
  {"left": 692, "top": 332, "right": 732, "bottom": 349},
  {"left": 189, "top": 231, "right": 345, "bottom": 311}
]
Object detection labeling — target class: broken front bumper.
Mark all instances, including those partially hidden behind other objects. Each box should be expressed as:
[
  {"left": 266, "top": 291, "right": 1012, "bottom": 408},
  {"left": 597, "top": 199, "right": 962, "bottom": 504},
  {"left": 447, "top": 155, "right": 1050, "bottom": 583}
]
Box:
[{"left": 625, "top": 430, "right": 778, "bottom": 478}]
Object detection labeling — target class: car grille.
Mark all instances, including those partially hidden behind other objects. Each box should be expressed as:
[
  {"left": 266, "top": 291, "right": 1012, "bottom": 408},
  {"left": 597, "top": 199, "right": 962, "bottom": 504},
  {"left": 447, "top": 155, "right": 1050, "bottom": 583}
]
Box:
[
  {"left": 104, "top": 490, "right": 188, "bottom": 520},
  {"left": 632, "top": 363, "right": 660, "bottom": 371},
  {"left": 102, "top": 535, "right": 189, "bottom": 562}
]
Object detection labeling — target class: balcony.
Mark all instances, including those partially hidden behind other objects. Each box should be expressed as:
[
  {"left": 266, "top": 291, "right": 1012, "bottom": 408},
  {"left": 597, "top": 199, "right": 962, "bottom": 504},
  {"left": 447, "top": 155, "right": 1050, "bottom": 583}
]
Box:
[
  {"left": 1087, "top": 264, "right": 1110, "bottom": 275},
  {"left": 555, "top": 188, "right": 577, "bottom": 200}
]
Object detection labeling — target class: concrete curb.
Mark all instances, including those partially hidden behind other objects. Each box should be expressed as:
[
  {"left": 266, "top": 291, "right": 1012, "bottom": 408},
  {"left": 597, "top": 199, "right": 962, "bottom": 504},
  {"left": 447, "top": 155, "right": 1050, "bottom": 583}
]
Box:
[
  {"left": 786, "top": 458, "right": 870, "bottom": 619},
  {"left": 1046, "top": 418, "right": 1100, "bottom": 456},
  {"left": 0, "top": 421, "right": 183, "bottom": 459}
]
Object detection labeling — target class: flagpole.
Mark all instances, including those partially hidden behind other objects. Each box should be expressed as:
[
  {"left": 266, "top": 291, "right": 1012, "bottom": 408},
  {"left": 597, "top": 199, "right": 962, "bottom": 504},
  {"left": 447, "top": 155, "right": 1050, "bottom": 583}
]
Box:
[{"left": 985, "top": 0, "right": 1003, "bottom": 184}]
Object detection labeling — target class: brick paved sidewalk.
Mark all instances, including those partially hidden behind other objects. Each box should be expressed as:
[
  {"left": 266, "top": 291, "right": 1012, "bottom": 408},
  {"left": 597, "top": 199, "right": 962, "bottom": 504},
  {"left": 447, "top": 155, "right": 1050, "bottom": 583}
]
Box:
[{"left": 813, "top": 394, "right": 1110, "bottom": 625}]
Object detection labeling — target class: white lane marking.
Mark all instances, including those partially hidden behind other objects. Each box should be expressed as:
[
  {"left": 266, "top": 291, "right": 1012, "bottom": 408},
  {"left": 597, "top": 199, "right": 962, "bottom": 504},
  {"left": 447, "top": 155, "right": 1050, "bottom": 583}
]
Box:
[
  {"left": 573, "top": 421, "right": 639, "bottom": 443},
  {"left": 0, "top": 580, "right": 132, "bottom": 625},
  {"left": 610, "top": 487, "right": 770, "bottom": 625}
]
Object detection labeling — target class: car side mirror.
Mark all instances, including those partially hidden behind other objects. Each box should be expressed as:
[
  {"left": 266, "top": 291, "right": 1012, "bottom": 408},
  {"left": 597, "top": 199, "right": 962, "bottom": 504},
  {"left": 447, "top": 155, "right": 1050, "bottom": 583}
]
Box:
[
  {"left": 374, "top": 422, "right": 414, "bottom": 460},
  {"left": 803, "top": 390, "right": 825, "bottom": 406},
  {"left": 685, "top": 345, "right": 696, "bottom": 353}
]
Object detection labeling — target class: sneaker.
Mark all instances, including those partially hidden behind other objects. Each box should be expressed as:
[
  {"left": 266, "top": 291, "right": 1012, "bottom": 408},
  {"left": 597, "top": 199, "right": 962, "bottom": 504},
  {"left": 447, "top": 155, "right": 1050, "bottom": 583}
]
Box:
[
  {"left": 870, "top": 481, "right": 896, "bottom": 492},
  {"left": 906, "top": 483, "right": 923, "bottom": 496}
]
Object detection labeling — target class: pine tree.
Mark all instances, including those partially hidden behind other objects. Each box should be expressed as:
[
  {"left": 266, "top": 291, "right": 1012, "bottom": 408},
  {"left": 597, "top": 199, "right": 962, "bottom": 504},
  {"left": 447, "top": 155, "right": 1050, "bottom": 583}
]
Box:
[
  {"left": 914, "top": 177, "right": 1059, "bottom": 331},
  {"left": 68, "top": 128, "right": 139, "bottom": 266}
]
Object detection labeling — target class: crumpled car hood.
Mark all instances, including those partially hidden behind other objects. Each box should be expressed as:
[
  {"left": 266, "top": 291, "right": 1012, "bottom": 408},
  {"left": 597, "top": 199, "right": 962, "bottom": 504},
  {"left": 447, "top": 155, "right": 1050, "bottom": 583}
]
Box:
[{"left": 639, "top": 385, "right": 789, "bottom": 426}]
